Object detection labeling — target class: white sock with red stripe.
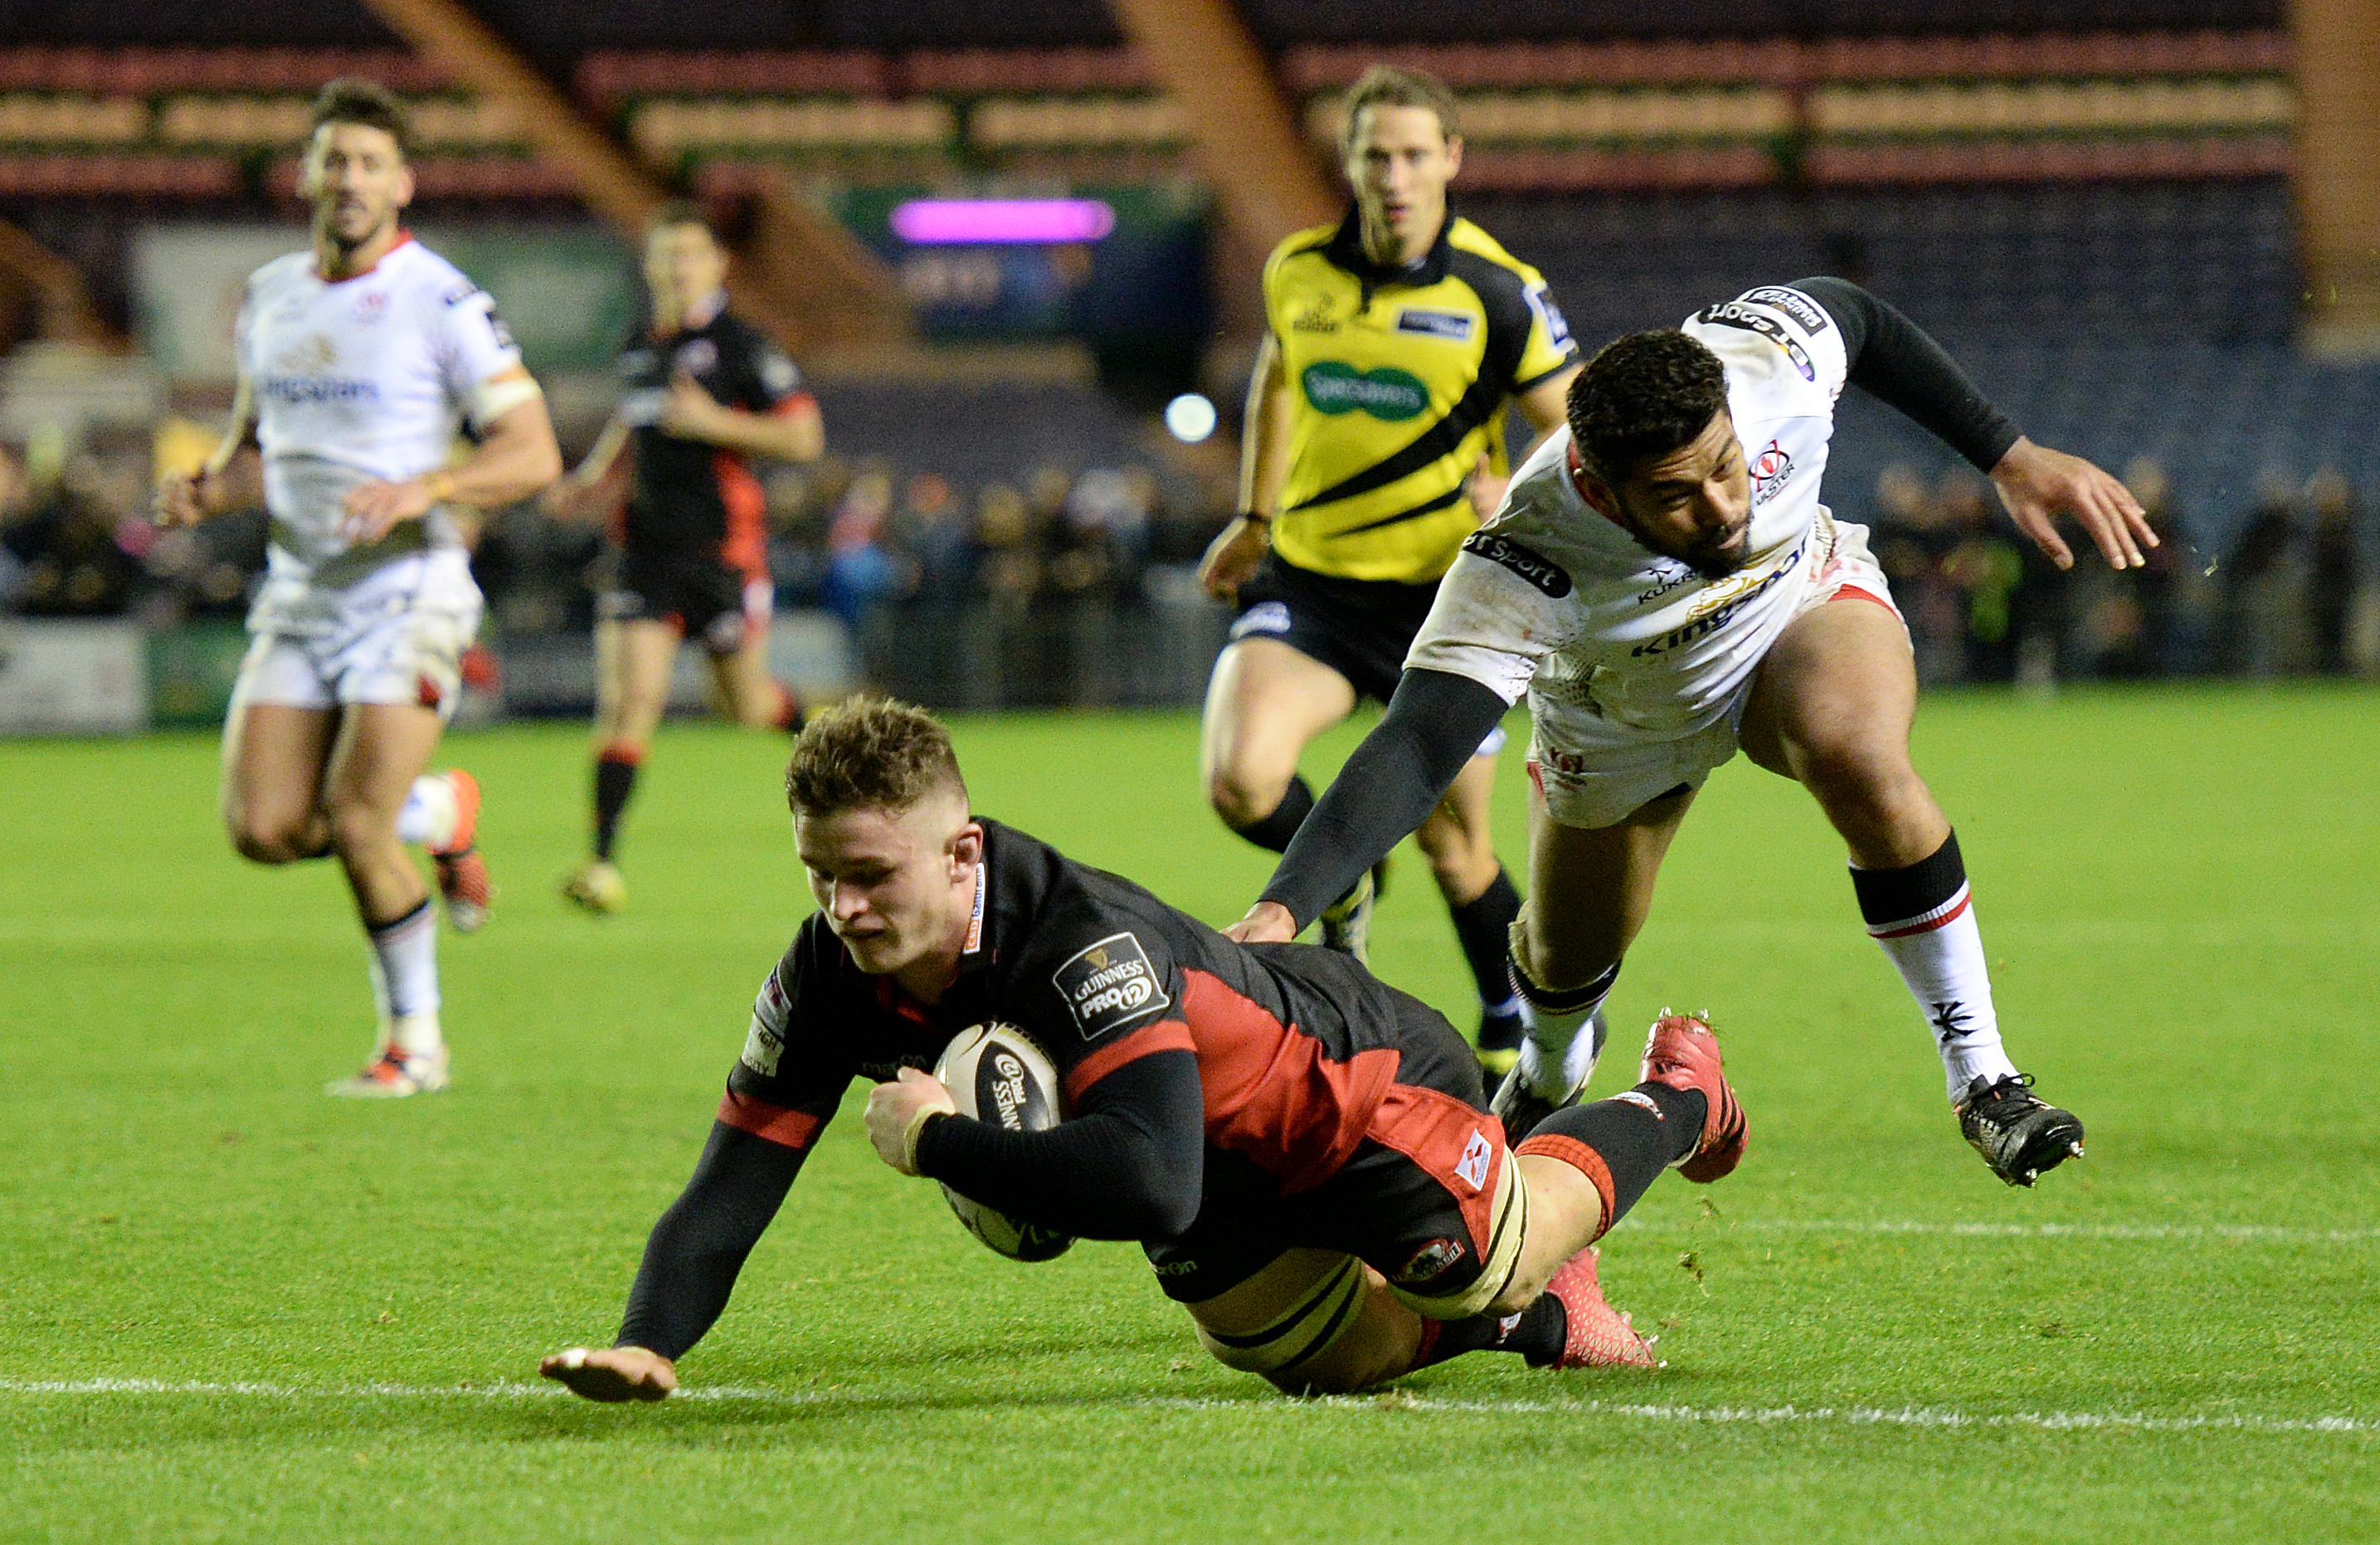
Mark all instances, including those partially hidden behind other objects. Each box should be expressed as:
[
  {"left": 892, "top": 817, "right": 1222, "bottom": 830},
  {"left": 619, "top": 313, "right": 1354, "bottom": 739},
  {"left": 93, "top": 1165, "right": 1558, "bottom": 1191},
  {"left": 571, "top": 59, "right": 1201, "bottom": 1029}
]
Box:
[
  {"left": 396, "top": 773, "right": 459, "bottom": 850},
  {"left": 1850, "top": 831, "right": 2018, "bottom": 1104},
  {"left": 365, "top": 899, "right": 443, "bottom": 1054}
]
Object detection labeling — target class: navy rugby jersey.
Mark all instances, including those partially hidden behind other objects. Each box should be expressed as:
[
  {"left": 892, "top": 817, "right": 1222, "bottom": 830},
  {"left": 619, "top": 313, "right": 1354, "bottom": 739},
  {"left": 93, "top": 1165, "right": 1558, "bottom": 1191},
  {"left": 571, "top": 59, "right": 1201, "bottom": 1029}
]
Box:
[{"left": 612, "top": 302, "right": 809, "bottom": 575}]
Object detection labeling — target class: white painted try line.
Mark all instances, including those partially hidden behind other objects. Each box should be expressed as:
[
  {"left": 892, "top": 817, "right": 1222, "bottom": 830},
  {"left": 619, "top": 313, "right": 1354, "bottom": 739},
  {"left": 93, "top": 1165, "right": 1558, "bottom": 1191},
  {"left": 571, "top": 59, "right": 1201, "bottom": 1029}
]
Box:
[
  {"left": 1619, "top": 1218, "right": 2380, "bottom": 1244},
  {"left": 2, "top": 1378, "right": 2372, "bottom": 1437}
]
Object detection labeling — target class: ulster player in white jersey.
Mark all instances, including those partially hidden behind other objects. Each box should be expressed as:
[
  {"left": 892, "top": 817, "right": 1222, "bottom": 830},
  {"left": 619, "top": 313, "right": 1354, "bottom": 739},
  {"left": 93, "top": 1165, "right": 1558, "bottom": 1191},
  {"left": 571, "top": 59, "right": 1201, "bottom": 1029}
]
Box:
[
  {"left": 1232, "top": 278, "right": 2158, "bottom": 1188},
  {"left": 156, "top": 80, "right": 562, "bottom": 1098}
]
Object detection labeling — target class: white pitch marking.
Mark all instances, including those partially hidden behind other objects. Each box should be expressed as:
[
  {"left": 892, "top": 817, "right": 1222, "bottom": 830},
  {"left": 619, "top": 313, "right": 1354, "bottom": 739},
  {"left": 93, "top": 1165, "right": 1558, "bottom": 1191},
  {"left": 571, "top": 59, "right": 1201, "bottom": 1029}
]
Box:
[
  {"left": 0, "top": 1379, "right": 2372, "bottom": 1436},
  {"left": 1618, "top": 1218, "right": 2380, "bottom": 1244}
]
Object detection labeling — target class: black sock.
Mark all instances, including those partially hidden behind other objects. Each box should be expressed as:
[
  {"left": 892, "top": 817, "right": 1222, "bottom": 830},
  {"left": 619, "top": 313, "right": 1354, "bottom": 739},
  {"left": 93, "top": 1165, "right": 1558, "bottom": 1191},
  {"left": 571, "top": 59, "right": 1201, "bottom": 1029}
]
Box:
[
  {"left": 1528, "top": 1081, "right": 1708, "bottom": 1231},
  {"left": 1417, "top": 1294, "right": 1568, "bottom": 1367},
  {"left": 593, "top": 752, "right": 640, "bottom": 863},
  {"left": 1448, "top": 866, "right": 1522, "bottom": 1021},
  {"left": 1229, "top": 775, "right": 1314, "bottom": 854},
  {"left": 1849, "top": 828, "right": 1965, "bottom": 928}
]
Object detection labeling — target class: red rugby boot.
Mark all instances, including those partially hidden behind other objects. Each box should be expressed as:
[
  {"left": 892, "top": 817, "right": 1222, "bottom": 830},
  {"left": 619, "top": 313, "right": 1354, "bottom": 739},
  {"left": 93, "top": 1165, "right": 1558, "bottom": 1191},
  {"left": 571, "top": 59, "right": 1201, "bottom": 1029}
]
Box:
[
  {"left": 1542, "top": 1247, "right": 1657, "bottom": 1370},
  {"left": 1638, "top": 1011, "right": 1748, "bottom": 1183}
]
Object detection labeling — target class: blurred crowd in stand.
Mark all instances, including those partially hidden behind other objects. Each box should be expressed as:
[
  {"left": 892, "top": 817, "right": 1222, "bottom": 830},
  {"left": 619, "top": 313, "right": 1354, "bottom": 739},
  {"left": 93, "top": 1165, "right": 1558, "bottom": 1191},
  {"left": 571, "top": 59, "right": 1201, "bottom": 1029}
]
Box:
[{"left": 6, "top": 421, "right": 2374, "bottom": 693}]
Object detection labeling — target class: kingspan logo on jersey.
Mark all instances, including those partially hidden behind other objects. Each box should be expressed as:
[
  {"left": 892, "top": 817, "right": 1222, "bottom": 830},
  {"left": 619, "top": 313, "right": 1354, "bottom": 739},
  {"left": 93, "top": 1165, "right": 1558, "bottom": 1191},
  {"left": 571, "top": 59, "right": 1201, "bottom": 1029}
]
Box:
[
  {"left": 1054, "top": 932, "right": 1172, "bottom": 1040},
  {"left": 1696, "top": 301, "right": 1816, "bottom": 382},
  {"left": 1628, "top": 536, "right": 1806, "bottom": 657},
  {"left": 258, "top": 375, "right": 382, "bottom": 406},
  {"left": 1302, "top": 361, "right": 1430, "bottom": 421}
]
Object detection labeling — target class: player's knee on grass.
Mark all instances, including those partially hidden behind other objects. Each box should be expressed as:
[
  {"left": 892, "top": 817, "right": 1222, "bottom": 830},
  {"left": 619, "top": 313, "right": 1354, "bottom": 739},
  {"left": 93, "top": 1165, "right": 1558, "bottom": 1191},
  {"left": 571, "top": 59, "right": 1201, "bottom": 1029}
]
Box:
[{"left": 1192, "top": 1255, "right": 1422, "bottom": 1395}]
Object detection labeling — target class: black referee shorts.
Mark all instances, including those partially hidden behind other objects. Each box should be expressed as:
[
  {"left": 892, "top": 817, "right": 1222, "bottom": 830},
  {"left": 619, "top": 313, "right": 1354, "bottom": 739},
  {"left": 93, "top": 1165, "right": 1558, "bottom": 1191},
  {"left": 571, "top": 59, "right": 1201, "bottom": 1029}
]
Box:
[{"left": 1227, "top": 554, "right": 1443, "bottom": 706}]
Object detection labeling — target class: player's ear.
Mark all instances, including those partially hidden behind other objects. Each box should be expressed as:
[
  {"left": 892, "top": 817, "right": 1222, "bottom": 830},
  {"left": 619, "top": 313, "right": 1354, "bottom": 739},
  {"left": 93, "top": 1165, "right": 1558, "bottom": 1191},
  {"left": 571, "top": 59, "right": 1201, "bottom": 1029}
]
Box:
[
  {"left": 948, "top": 821, "right": 984, "bottom": 876},
  {"left": 391, "top": 158, "right": 416, "bottom": 212},
  {"left": 1442, "top": 133, "right": 1463, "bottom": 179},
  {"left": 1574, "top": 467, "right": 1619, "bottom": 521}
]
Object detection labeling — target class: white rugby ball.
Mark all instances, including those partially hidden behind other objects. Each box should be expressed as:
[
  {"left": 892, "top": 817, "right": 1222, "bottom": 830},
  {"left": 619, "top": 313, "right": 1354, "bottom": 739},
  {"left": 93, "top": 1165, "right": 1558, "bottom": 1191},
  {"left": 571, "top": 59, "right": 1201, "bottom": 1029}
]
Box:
[{"left": 932, "top": 1022, "right": 1075, "bottom": 1262}]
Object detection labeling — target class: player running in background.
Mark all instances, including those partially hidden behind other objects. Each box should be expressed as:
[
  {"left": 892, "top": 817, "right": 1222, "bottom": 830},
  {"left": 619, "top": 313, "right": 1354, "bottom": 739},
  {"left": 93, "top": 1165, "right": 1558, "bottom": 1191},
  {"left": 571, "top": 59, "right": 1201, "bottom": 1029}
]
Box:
[
  {"left": 154, "top": 80, "right": 562, "bottom": 1097},
  {"left": 1195, "top": 67, "right": 1580, "bottom": 1082},
  {"left": 539, "top": 698, "right": 1746, "bottom": 1401},
  {"left": 1230, "top": 279, "right": 2158, "bottom": 1187},
  {"left": 545, "top": 202, "right": 824, "bottom": 915}
]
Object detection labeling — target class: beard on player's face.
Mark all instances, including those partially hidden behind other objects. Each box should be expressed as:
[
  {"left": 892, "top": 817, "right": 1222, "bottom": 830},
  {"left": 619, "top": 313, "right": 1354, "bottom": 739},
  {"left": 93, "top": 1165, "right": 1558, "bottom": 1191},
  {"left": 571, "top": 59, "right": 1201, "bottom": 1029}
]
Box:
[
  {"left": 1606, "top": 414, "right": 1753, "bottom": 579},
  {"left": 304, "top": 124, "right": 409, "bottom": 257}
]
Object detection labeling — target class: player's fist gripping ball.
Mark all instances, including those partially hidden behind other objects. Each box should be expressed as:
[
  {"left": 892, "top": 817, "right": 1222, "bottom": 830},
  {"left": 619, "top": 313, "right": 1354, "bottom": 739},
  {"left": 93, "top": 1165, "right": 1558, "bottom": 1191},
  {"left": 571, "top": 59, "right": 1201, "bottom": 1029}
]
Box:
[{"left": 934, "top": 1022, "right": 1076, "bottom": 1261}]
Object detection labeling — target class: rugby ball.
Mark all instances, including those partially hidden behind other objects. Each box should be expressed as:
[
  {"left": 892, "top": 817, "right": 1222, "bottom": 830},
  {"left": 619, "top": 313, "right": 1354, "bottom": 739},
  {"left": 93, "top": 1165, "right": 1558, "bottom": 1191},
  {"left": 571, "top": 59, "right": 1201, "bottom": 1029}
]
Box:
[{"left": 932, "top": 1022, "right": 1076, "bottom": 1262}]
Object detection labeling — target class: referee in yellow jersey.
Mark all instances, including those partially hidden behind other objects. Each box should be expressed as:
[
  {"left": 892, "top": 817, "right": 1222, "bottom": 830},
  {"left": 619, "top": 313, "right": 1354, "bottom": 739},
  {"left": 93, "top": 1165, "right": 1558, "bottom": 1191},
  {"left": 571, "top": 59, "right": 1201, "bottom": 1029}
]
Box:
[{"left": 1199, "top": 66, "right": 1579, "bottom": 1077}]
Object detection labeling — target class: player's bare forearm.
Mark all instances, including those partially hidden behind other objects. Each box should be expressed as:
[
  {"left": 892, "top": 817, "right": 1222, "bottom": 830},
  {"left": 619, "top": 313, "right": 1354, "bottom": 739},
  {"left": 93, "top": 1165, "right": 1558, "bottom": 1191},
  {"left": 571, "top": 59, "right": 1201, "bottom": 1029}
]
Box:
[
  {"left": 1988, "top": 436, "right": 2157, "bottom": 572},
  {"left": 1237, "top": 336, "right": 1294, "bottom": 518},
  {"left": 340, "top": 397, "right": 562, "bottom": 542},
  {"left": 691, "top": 401, "right": 823, "bottom": 463},
  {"left": 450, "top": 396, "right": 565, "bottom": 506}
]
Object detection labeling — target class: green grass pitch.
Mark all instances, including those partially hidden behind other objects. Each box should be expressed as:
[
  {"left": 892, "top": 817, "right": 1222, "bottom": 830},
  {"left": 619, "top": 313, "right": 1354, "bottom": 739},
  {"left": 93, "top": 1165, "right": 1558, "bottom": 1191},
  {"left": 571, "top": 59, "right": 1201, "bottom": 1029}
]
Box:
[{"left": 3, "top": 684, "right": 2377, "bottom": 1543}]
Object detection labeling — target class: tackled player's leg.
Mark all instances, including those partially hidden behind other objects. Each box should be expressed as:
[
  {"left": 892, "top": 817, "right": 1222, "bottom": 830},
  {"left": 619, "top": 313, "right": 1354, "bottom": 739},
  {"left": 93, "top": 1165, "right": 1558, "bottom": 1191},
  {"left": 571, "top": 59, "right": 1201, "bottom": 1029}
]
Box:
[{"left": 1740, "top": 592, "right": 2084, "bottom": 1185}]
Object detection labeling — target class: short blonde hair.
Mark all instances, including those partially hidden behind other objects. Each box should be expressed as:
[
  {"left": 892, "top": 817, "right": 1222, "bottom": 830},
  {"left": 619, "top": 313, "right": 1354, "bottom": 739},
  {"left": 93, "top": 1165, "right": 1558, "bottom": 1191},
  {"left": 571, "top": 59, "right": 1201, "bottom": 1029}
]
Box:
[
  {"left": 1339, "top": 66, "right": 1461, "bottom": 154},
  {"left": 785, "top": 695, "right": 967, "bottom": 819}
]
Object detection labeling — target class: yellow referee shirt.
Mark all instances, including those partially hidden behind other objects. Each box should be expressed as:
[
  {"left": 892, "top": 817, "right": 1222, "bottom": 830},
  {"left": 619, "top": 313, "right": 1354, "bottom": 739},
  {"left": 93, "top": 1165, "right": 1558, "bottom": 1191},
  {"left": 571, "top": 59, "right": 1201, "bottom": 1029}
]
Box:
[{"left": 1264, "top": 207, "right": 1578, "bottom": 584}]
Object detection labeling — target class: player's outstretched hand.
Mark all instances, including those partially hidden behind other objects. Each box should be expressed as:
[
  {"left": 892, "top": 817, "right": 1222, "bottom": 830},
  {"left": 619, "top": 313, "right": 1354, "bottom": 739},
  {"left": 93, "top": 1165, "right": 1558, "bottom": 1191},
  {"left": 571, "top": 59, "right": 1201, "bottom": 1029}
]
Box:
[
  {"left": 1197, "top": 516, "right": 1269, "bottom": 602},
  {"left": 1988, "top": 436, "right": 2157, "bottom": 571},
  {"left": 342, "top": 476, "right": 436, "bottom": 543},
  {"left": 539, "top": 1344, "right": 677, "bottom": 1402},
  {"left": 1223, "top": 900, "right": 1299, "bottom": 947},
  {"left": 864, "top": 1065, "right": 957, "bottom": 1176}
]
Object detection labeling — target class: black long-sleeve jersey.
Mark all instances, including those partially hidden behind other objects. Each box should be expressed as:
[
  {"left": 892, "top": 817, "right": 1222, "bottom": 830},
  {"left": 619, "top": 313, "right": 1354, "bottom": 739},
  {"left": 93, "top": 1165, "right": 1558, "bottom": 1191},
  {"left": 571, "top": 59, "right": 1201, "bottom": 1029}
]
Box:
[{"left": 617, "top": 818, "right": 1483, "bottom": 1359}]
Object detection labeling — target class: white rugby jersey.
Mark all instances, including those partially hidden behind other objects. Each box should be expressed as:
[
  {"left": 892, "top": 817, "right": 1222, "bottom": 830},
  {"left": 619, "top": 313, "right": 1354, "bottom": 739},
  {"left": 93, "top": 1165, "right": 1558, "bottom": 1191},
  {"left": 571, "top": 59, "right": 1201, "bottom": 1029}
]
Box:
[
  {"left": 1407, "top": 284, "right": 1853, "bottom": 737},
  {"left": 236, "top": 235, "right": 527, "bottom": 587}
]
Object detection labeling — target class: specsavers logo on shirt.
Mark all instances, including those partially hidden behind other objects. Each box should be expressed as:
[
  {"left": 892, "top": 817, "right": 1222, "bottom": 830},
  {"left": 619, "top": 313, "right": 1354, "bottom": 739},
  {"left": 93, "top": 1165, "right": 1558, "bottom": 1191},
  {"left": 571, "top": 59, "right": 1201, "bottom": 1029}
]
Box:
[{"left": 1302, "top": 361, "right": 1430, "bottom": 422}]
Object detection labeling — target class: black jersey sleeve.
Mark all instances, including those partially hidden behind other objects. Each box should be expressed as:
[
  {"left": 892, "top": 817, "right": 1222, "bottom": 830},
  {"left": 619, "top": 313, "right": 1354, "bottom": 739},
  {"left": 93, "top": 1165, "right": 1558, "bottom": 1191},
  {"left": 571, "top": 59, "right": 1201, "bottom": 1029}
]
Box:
[
  {"left": 1258, "top": 667, "right": 1511, "bottom": 929},
  {"left": 616, "top": 1119, "right": 809, "bottom": 1359},
  {"left": 914, "top": 893, "right": 1208, "bottom": 1240},
  {"left": 1794, "top": 276, "right": 2022, "bottom": 473},
  {"left": 913, "top": 1047, "right": 1205, "bottom": 1239},
  {"left": 611, "top": 933, "right": 857, "bottom": 1361}
]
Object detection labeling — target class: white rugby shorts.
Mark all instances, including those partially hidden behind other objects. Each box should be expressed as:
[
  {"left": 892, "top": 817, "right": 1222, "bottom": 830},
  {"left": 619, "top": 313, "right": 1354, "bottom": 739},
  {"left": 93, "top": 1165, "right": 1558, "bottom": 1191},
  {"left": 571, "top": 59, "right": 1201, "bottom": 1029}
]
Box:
[
  {"left": 232, "top": 548, "right": 483, "bottom": 722},
  {"left": 1526, "top": 515, "right": 1901, "bottom": 830}
]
